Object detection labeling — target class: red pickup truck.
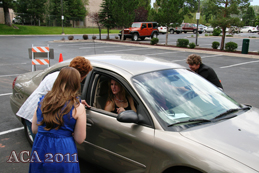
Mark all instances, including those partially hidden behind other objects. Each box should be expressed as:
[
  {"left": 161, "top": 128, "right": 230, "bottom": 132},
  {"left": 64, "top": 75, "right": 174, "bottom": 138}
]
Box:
[{"left": 181, "top": 23, "right": 203, "bottom": 34}]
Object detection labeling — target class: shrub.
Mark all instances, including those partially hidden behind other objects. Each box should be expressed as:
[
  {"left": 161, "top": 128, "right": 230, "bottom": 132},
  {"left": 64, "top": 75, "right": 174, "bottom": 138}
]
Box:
[
  {"left": 205, "top": 34, "right": 208, "bottom": 36},
  {"left": 226, "top": 35, "right": 233, "bottom": 37},
  {"left": 177, "top": 39, "right": 189, "bottom": 47},
  {"left": 225, "top": 41, "right": 238, "bottom": 52},
  {"left": 92, "top": 35, "right": 96, "bottom": 40},
  {"left": 83, "top": 34, "right": 88, "bottom": 40},
  {"left": 212, "top": 41, "right": 220, "bottom": 49},
  {"left": 150, "top": 38, "right": 159, "bottom": 45},
  {"left": 213, "top": 27, "right": 221, "bottom": 36},
  {"left": 189, "top": 42, "right": 196, "bottom": 49},
  {"left": 68, "top": 35, "right": 74, "bottom": 40}
]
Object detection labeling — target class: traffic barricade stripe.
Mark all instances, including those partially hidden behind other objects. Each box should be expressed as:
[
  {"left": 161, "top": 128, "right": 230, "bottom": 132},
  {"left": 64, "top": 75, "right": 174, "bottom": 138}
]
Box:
[
  {"left": 32, "top": 47, "right": 49, "bottom": 52},
  {"left": 32, "top": 59, "right": 49, "bottom": 65}
]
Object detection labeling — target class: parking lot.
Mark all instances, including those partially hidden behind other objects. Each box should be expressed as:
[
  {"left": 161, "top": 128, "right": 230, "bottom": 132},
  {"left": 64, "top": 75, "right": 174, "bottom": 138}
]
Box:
[{"left": 0, "top": 34, "right": 259, "bottom": 172}]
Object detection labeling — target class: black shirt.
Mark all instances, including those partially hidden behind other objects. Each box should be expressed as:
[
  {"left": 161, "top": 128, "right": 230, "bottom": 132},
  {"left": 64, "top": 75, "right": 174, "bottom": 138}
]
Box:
[{"left": 196, "top": 63, "right": 223, "bottom": 89}]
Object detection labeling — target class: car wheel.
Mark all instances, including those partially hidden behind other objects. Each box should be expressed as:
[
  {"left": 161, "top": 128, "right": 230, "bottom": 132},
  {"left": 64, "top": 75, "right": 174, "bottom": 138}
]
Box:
[
  {"left": 248, "top": 30, "right": 251, "bottom": 33},
  {"left": 184, "top": 31, "right": 187, "bottom": 33},
  {"left": 199, "top": 32, "right": 203, "bottom": 34},
  {"left": 170, "top": 30, "right": 174, "bottom": 34},
  {"left": 24, "top": 120, "right": 34, "bottom": 146},
  {"left": 152, "top": 33, "right": 158, "bottom": 39},
  {"left": 132, "top": 33, "right": 138, "bottom": 41},
  {"left": 193, "top": 30, "right": 197, "bottom": 34}
]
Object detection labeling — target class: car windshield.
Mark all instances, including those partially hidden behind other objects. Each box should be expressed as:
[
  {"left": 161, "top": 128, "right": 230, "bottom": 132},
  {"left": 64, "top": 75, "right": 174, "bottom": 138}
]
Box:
[
  {"left": 131, "top": 23, "right": 141, "bottom": 28},
  {"left": 133, "top": 69, "right": 241, "bottom": 130}
]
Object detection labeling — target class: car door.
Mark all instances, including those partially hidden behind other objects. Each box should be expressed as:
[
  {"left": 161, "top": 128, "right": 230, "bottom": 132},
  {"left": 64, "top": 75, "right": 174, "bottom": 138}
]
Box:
[
  {"left": 147, "top": 23, "right": 153, "bottom": 36},
  {"left": 77, "top": 69, "right": 155, "bottom": 173},
  {"left": 139, "top": 23, "right": 147, "bottom": 36}
]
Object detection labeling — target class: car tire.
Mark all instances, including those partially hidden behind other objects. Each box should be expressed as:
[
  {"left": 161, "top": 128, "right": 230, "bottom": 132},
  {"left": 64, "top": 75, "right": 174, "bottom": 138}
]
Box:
[
  {"left": 184, "top": 31, "right": 187, "bottom": 33},
  {"left": 248, "top": 30, "right": 251, "bottom": 33},
  {"left": 152, "top": 32, "right": 158, "bottom": 39},
  {"left": 23, "top": 120, "right": 34, "bottom": 146},
  {"left": 170, "top": 30, "right": 174, "bottom": 34},
  {"left": 199, "top": 31, "right": 203, "bottom": 34},
  {"left": 132, "top": 33, "right": 138, "bottom": 41},
  {"left": 193, "top": 30, "right": 197, "bottom": 34}
]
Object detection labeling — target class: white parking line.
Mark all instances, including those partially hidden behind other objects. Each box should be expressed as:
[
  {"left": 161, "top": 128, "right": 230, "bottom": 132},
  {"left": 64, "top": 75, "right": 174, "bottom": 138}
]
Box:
[
  {"left": 0, "top": 127, "right": 24, "bottom": 136},
  {"left": 79, "top": 45, "right": 124, "bottom": 49},
  {"left": 0, "top": 63, "right": 27, "bottom": 66},
  {"left": 220, "top": 60, "right": 259, "bottom": 68},
  {"left": 171, "top": 54, "right": 221, "bottom": 62},
  {"left": 144, "top": 52, "right": 178, "bottom": 56},
  {"left": 105, "top": 47, "right": 153, "bottom": 53},
  {"left": 0, "top": 93, "right": 12, "bottom": 96},
  {"left": 0, "top": 74, "right": 20, "bottom": 78}
]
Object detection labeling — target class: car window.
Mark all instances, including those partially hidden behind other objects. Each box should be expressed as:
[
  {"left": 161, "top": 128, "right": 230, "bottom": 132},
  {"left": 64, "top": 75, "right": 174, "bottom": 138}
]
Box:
[
  {"left": 148, "top": 23, "right": 152, "bottom": 28},
  {"left": 153, "top": 23, "right": 158, "bottom": 28},
  {"left": 142, "top": 23, "right": 146, "bottom": 28},
  {"left": 86, "top": 70, "right": 153, "bottom": 127}
]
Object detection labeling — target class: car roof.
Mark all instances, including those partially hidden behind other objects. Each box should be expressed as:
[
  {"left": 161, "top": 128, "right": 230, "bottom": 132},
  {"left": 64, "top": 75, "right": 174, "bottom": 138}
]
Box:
[{"left": 65, "top": 54, "right": 185, "bottom": 77}]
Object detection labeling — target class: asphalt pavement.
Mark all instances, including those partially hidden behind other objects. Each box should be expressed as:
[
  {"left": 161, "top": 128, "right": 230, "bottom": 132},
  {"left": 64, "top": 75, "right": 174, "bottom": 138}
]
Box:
[{"left": 0, "top": 34, "right": 259, "bottom": 173}]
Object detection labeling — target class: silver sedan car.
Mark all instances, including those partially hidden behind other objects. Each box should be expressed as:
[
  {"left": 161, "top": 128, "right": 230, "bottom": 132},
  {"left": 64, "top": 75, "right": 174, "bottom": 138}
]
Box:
[{"left": 10, "top": 54, "right": 259, "bottom": 173}]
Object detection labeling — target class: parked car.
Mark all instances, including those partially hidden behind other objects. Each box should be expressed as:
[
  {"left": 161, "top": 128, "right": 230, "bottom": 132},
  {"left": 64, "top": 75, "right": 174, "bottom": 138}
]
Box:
[
  {"left": 118, "top": 22, "right": 159, "bottom": 41},
  {"left": 204, "top": 26, "right": 214, "bottom": 33},
  {"left": 10, "top": 54, "right": 259, "bottom": 173},
  {"left": 158, "top": 26, "right": 167, "bottom": 34},
  {"left": 181, "top": 23, "right": 203, "bottom": 34},
  {"left": 169, "top": 23, "right": 183, "bottom": 34},
  {"left": 12, "top": 16, "right": 22, "bottom": 24},
  {"left": 240, "top": 26, "right": 258, "bottom": 33},
  {"left": 199, "top": 24, "right": 207, "bottom": 31}
]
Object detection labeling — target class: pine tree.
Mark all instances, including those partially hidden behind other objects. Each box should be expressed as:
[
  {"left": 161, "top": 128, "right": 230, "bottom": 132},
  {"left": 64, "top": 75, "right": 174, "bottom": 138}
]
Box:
[
  {"left": 99, "top": 0, "right": 116, "bottom": 39},
  {"left": 111, "top": 0, "right": 138, "bottom": 40}
]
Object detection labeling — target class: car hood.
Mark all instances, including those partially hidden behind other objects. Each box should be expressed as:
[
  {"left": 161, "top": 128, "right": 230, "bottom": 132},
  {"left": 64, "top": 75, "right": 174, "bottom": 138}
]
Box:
[
  {"left": 180, "top": 107, "right": 259, "bottom": 171},
  {"left": 126, "top": 28, "right": 140, "bottom": 32}
]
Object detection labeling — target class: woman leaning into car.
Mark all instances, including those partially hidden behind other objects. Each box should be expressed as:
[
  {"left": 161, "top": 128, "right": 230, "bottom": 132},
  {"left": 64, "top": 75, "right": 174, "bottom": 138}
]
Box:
[{"left": 104, "top": 79, "right": 136, "bottom": 114}]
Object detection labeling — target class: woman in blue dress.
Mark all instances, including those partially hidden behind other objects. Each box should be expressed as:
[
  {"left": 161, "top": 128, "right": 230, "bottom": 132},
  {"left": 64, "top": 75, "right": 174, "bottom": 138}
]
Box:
[{"left": 29, "top": 67, "right": 86, "bottom": 173}]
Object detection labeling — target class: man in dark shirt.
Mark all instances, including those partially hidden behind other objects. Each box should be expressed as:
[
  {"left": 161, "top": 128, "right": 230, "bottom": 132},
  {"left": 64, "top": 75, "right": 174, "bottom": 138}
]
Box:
[{"left": 186, "top": 54, "right": 223, "bottom": 89}]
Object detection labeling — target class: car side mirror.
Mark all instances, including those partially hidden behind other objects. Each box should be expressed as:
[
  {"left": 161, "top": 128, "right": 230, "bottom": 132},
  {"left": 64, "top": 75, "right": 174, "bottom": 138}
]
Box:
[{"left": 117, "top": 110, "right": 139, "bottom": 123}]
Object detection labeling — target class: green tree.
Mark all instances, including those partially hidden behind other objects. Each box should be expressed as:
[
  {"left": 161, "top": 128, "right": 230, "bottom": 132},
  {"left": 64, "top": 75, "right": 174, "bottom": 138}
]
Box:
[
  {"left": 0, "top": 0, "right": 17, "bottom": 26},
  {"left": 99, "top": 0, "right": 116, "bottom": 40},
  {"left": 242, "top": 6, "right": 256, "bottom": 26},
  {"left": 207, "top": 0, "right": 249, "bottom": 50},
  {"left": 111, "top": 0, "right": 138, "bottom": 40},
  {"left": 155, "top": 0, "right": 198, "bottom": 45}
]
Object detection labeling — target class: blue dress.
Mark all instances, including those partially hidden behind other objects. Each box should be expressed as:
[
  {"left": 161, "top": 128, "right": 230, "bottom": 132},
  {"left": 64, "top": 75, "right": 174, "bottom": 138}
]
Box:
[{"left": 29, "top": 96, "right": 80, "bottom": 173}]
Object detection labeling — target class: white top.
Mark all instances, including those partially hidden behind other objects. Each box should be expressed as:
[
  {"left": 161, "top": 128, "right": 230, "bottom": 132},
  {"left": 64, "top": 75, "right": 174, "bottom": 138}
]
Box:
[{"left": 16, "top": 71, "right": 60, "bottom": 122}]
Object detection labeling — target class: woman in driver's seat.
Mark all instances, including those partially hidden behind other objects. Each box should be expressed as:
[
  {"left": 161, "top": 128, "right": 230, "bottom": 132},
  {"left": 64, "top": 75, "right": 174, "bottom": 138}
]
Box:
[{"left": 104, "top": 79, "right": 136, "bottom": 114}]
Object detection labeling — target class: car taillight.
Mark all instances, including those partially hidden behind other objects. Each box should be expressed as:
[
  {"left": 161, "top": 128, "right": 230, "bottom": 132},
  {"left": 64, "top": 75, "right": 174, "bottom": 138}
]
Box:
[{"left": 12, "top": 77, "right": 17, "bottom": 89}]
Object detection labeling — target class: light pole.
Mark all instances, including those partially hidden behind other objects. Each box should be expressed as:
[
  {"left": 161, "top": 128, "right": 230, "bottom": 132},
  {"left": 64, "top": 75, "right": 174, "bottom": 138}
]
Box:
[
  {"left": 195, "top": 0, "right": 200, "bottom": 46},
  {"left": 61, "top": 0, "right": 64, "bottom": 35}
]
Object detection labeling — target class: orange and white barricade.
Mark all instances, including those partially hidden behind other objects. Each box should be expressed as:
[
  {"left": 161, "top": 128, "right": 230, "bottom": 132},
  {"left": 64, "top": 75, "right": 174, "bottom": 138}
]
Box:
[{"left": 31, "top": 44, "right": 50, "bottom": 71}]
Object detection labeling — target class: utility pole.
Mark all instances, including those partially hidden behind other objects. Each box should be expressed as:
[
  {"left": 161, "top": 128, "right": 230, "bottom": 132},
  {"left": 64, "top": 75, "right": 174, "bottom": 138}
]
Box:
[
  {"left": 61, "top": 0, "right": 64, "bottom": 35},
  {"left": 195, "top": 0, "right": 200, "bottom": 46}
]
